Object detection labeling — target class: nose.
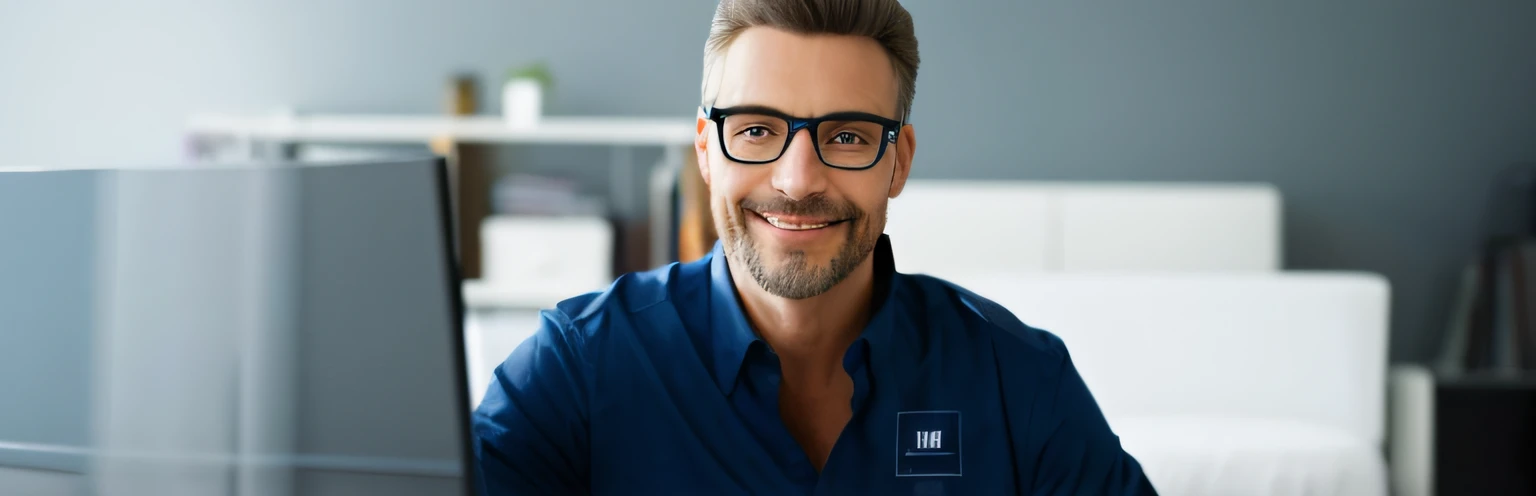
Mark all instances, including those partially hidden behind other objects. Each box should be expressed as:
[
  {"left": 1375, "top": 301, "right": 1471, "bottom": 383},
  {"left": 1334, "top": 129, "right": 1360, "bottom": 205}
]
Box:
[{"left": 770, "top": 128, "right": 829, "bottom": 201}]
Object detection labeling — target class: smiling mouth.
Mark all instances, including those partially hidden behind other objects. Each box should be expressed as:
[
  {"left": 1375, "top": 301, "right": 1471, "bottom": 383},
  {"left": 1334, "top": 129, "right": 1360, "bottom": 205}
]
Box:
[{"left": 749, "top": 210, "right": 849, "bottom": 231}]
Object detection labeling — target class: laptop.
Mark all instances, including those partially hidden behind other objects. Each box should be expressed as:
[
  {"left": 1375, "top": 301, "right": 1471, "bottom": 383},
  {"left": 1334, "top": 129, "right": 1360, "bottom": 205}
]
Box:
[{"left": 0, "top": 158, "right": 475, "bottom": 495}]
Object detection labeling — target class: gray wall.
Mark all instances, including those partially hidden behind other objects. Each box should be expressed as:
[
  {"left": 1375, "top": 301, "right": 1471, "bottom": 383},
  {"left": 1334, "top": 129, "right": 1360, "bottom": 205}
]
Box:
[{"left": 3, "top": 0, "right": 1535, "bottom": 362}]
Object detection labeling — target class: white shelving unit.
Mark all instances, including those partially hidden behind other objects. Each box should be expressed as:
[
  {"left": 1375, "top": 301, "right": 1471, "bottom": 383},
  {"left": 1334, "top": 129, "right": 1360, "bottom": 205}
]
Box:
[
  {"left": 186, "top": 114, "right": 695, "bottom": 147},
  {"left": 186, "top": 113, "right": 696, "bottom": 311},
  {"left": 460, "top": 280, "right": 598, "bottom": 310}
]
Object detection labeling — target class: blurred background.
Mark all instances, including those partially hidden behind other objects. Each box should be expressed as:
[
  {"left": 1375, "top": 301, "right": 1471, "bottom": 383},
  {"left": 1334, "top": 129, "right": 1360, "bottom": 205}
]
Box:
[
  {"left": 5, "top": 0, "right": 1535, "bottom": 362},
  {"left": 3, "top": 0, "right": 1535, "bottom": 495}
]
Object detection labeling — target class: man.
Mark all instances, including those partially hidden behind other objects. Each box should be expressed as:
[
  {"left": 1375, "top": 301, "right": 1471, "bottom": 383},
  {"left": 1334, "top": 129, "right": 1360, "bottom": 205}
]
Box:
[{"left": 473, "top": 0, "right": 1157, "bottom": 494}]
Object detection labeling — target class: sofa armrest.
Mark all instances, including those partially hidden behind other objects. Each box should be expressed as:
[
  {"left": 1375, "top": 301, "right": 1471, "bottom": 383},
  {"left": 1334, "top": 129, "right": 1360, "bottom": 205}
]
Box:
[{"left": 1390, "top": 365, "right": 1435, "bottom": 496}]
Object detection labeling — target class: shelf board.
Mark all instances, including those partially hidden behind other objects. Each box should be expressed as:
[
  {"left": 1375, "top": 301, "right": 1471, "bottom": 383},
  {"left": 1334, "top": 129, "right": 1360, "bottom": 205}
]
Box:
[
  {"left": 188, "top": 113, "right": 696, "bottom": 147},
  {"left": 462, "top": 280, "right": 596, "bottom": 311}
]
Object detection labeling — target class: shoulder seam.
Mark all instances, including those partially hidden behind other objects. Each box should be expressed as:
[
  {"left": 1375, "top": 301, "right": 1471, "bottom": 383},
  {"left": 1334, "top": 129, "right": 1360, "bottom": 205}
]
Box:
[{"left": 912, "top": 274, "right": 1067, "bottom": 359}]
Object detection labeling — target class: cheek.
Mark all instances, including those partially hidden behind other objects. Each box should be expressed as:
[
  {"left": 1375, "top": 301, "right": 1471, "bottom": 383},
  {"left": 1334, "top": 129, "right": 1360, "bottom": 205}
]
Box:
[
  {"left": 708, "top": 158, "right": 771, "bottom": 203},
  {"left": 706, "top": 163, "right": 752, "bottom": 231},
  {"left": 828, "top": 175, "right": 889, "bottom": 218},
  {"left": 867, "top": 200, "right": 890, "bottom": 234}
]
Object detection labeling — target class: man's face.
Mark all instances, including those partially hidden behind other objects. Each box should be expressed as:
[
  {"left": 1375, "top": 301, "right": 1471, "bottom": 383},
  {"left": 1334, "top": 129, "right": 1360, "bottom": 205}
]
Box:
[{"left": 696, "top": 27, "right": 915, "bottom": 300}]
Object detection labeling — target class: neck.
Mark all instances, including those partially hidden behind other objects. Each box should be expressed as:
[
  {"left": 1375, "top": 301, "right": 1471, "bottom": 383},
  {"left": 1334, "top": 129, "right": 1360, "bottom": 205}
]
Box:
[{"left": 730, "top": 254, "right": 876, "bottom": 383}]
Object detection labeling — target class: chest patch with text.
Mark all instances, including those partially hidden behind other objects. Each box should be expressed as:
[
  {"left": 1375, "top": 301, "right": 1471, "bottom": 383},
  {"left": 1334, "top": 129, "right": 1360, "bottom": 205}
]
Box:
[{"left": 895, "top": 410, "right": 962, "bottom": 476}]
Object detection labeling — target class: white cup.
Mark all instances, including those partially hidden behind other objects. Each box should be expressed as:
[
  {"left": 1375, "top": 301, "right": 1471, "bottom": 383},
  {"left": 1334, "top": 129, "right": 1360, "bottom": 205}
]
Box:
[{"left": 501, "top": 79, "right": 543, "bottom": 128}]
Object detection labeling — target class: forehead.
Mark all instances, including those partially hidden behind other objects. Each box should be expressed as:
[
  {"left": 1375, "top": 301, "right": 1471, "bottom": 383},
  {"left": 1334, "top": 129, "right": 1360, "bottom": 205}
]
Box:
[{"left": 714, "top": 26, "right": 899, "bottom": 119}]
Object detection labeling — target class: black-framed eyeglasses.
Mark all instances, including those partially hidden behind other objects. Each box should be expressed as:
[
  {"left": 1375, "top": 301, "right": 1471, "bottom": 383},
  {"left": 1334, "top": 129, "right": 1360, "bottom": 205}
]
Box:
[{"left": 703, "top": 105, "right": 902, "bottom": 171}]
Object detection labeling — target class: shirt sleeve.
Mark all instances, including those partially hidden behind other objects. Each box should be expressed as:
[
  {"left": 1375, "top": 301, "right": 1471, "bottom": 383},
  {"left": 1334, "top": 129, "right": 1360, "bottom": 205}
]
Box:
[
  {"left": 1005, "top": 336, "right": 1159, "bottom": 495},
  {"left": 471, "top": 309, "right": 592, "bottom": 495}
]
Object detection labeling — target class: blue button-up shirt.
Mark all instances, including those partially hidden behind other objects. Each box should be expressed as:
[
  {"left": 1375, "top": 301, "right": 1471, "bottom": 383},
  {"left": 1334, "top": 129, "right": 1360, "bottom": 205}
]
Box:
[{"left": 473, "top": 235, "right": 1155, "bottom": 495}]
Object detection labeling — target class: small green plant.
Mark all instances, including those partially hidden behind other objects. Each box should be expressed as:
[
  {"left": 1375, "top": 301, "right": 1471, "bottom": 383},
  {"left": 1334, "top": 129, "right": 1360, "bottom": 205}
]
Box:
[{"left": 505, "top": 61, "right": 554, "bottom": 89}]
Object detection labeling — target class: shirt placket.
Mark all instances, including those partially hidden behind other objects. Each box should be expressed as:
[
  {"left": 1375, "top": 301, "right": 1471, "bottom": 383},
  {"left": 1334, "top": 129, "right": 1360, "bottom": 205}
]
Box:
[
  {"left": 811, "top": 339, "right": 875, "bottom": 494},
  {"left": 740, "top": 345, "right": 820, "bottom": 488}
]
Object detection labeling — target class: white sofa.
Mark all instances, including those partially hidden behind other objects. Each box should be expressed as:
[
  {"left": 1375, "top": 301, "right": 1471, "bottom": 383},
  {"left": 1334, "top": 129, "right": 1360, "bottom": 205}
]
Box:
[
  {"left": 884, "top": 180, "right": 1282, "bottom": 273},
  {"left": 888, "top": 180, "right": 1393, "bottom": 494},
  {"left": 950, "top": 272, "right": 1391, "bottom": 496}
]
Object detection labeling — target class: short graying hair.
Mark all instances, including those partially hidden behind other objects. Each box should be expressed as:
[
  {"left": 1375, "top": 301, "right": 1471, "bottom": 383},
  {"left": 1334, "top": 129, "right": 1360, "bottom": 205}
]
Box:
[{"left": 702, "top": 0, "right": 920, "bottom": 121}]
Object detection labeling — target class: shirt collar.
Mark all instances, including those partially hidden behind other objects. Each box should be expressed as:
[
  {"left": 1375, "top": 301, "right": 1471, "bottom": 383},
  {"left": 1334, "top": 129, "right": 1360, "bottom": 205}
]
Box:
[{"left": 707, "top": 234, "right": 901, "bottom": 395}]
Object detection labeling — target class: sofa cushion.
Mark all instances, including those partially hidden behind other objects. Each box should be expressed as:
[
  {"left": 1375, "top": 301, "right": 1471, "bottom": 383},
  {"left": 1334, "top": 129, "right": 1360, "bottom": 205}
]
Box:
[{"left": 1115, "top": 416, "right": 1386, "bottom": 496}]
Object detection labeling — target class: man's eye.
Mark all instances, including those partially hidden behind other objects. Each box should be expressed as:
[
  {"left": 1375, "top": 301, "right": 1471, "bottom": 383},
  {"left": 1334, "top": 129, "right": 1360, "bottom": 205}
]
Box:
[
  {"left": 831, "top": 132, "right": 865, "bottom": 145},
  {"left": 740, "top": 126, "right": 771, "bottom": 138}
]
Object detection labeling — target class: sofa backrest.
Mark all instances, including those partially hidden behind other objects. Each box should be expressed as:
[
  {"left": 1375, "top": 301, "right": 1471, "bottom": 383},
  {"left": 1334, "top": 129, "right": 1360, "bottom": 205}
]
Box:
[
  {"left": 947, "top": 272, "right": 1391, "bottom": 445},
  {"left": 884, "top": 181, "right": 1282, "bottom": 274}
]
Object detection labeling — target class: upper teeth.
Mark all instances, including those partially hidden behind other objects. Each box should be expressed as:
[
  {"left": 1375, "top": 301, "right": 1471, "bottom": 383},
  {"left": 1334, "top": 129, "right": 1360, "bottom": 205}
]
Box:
[{"left": 764, "top": 215, "right": 829, "bottom": 230}]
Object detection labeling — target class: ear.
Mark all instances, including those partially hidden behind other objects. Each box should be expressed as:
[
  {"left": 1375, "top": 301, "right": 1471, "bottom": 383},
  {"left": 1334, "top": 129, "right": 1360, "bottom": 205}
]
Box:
[
  {"left": 887, "top": 124, "right": 916, "bottom": 198},
  {"left": 695, "top": 115, "right": 712, "bottom": 186}
]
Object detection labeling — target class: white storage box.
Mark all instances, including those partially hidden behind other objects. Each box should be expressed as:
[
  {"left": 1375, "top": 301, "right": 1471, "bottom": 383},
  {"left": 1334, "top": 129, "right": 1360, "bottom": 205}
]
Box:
[{"left": 478, "top": 215, "right": 613, "bottom": 298}]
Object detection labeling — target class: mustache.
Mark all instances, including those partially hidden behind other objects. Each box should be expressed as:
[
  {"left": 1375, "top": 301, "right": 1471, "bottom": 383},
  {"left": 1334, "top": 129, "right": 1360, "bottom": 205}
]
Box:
[{"left": 738, "top": 195, "right": 863, "bottom": 221}]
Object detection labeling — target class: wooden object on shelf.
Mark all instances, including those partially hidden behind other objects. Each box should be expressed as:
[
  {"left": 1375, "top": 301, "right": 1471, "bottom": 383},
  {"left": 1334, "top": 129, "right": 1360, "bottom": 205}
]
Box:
[
  {"left": 678, "top": 150, "right": 716, "bottom": 263},
  {"left": 448, "top": 74, "right": 478, "bottom": 116},
  {"left": 426, "top": 137, "right": 490, "bottom": 279},
  {"left": 455, "top": 145, "right": 492, "bottom": 279}
]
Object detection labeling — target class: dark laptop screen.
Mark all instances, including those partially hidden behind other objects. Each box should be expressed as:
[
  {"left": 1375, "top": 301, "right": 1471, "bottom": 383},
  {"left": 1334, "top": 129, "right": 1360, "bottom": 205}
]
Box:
[{"left": 0, "top": 158, "right": 472, "bottom": 496}]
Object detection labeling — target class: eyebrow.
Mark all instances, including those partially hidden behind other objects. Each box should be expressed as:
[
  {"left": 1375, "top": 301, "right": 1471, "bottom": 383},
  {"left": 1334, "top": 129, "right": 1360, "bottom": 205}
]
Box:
[{"left": 717, "top": 104, "right": 898, "bottom": 122}]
